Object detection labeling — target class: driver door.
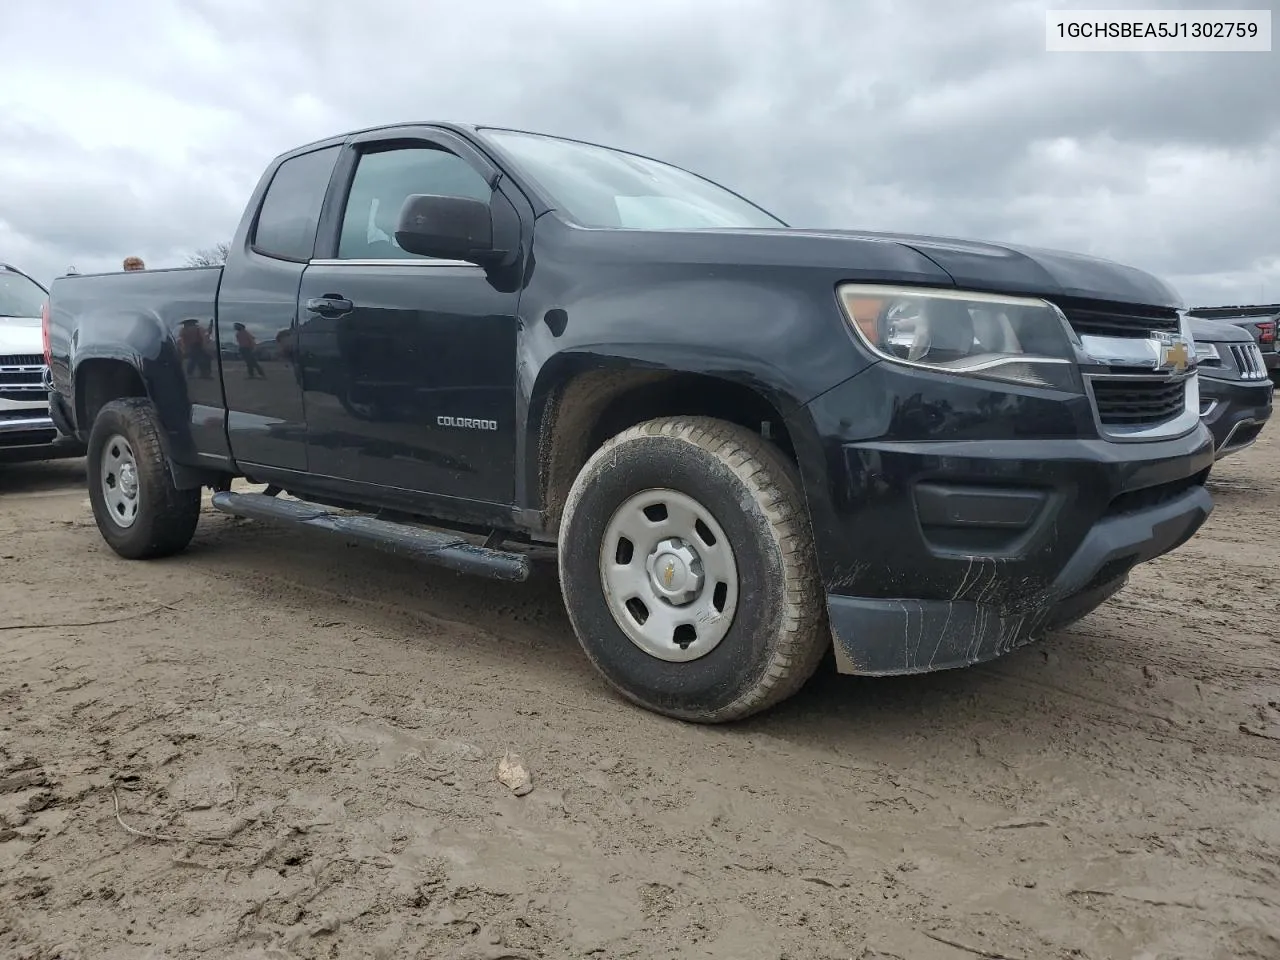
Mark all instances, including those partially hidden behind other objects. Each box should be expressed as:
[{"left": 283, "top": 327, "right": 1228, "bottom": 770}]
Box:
[{"left": 297, "top": 132, "right": 521, "bottom": 508}]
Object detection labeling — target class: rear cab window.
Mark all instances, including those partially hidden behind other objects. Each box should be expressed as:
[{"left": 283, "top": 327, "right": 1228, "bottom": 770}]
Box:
[{"left": 252, "top": 146, "right": 341, "bottom": 262}]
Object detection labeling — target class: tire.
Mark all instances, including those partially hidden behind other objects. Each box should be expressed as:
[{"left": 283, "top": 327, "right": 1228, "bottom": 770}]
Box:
[
  {"left": 557, "top": 416, "right": 828, "bottom": 723},
  {"left": 86, "top": 398, "right": 201, "bottom": 560}
]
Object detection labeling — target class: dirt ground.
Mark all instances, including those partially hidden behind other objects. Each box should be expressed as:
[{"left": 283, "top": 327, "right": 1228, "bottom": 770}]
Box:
[{"left": 2, "top": 437, "right": 1279, "bottom": 960}]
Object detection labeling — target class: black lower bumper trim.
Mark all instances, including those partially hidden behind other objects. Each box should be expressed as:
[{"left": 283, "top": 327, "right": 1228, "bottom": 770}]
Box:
[
  {"left": 1198, "top": 375, "right": 1272, "bottom": 458},
  {"left": 0, "top": 439, "right": 86, "bottom": 463},
  {"left": 827, "top": 483, "right": 1211, "bottom": 675},
  {"left": 1216, "top": 418, "right": 1266, "bottom": 457}
]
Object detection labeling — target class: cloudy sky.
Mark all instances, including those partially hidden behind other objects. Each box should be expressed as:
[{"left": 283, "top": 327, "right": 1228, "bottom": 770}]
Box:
[{"left": 2, "top": 0, "right": 1276, "bottom": 307}]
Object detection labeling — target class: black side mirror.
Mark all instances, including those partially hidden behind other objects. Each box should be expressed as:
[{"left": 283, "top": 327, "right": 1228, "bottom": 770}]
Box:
[{"left": 394, "top": 194, "right": 504, "bottom": 265}]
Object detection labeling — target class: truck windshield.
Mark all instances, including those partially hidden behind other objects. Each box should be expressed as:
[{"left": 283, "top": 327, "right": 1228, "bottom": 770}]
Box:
[
  {"left": 0, "top": 269, "right": 48, "bottom": 318},
  {"left": 481, "top": 129, "right": 787, "bottom": 230}
]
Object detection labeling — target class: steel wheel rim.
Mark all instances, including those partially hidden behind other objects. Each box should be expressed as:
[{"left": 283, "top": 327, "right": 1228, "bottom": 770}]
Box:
[
  {"left": 598, "top": 488, "right": 739, "bottom": 662},
  {"left": 100, "top": 434, "right": 141, "bottom": 529}
]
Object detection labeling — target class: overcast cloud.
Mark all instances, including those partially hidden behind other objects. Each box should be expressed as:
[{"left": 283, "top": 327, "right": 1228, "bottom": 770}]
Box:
[{"left": 2, "top": 0, "right": 1277, "bottom": 306}]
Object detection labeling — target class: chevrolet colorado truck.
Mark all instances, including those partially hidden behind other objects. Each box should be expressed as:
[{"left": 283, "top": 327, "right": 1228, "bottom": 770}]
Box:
[
  {"left": 1, "top": 262, "right": 84, "bottom": 464},
  {"left": 46, "top": 122, "right": 1216, "bottom": 722}
]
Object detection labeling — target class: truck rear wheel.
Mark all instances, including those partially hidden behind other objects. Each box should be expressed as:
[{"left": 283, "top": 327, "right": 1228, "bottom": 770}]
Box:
[
  {"left": 558, "top": 416, "right": 828, "bottom": 723},
  {"left": 87, "top": 398, "right": 201, "bottom": 560}
]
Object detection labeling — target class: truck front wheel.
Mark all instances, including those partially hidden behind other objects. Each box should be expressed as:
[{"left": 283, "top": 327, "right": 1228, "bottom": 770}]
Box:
[
  {"left": 558, "top": 416, "right": 828, "bottom": 723},
  {"left": 87, "top": 398, "right": 201, "bottom": 560}
]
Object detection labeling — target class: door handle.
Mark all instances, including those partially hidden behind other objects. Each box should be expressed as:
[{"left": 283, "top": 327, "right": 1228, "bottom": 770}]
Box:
[{"left": 305, "top": 295, "right": 354, "bottom": 318}]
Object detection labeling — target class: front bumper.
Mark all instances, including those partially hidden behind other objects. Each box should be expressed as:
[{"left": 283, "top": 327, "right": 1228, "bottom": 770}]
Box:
[
  {"left": 0, "top": 413, "right": 86, "bottom": 462},
  {"left": 825, "top": 479, "right": 1209, "bottom": 674},
  {"left": 0, "top": 391, "right": 86, "bottom": 464},
  {"left": 1199, "top": 375, "right": 1273, "bottom": 459},
  {"left": 796, "top": 370, "right": 1216, "bottom": 676}
]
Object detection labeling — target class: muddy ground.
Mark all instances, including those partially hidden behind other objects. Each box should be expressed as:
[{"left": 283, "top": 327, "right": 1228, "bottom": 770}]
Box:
[{"left": 1, "top": 436, "right": 1278, "bottom": 960}]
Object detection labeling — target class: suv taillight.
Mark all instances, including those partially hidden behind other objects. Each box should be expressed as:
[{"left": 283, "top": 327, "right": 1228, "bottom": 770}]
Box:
[
  {"left": 1258, "top": 321, "right": 1275, "bottom": 347},
  {"left": 41, "top": 300, "right": 52, "bottom": 367}
]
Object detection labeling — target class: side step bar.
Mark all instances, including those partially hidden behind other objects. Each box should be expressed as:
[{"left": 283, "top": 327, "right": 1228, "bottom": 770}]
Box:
[{"left": 210, "top": 491, "right": 531, "bottom": 582}]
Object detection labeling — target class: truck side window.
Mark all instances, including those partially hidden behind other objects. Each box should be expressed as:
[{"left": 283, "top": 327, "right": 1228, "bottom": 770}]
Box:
[
  {"left": 337, "top": 146, "right": 492, "bottom": 261},
  {"left": 252, "top": 146, "right": 341, "bottom": 262}
]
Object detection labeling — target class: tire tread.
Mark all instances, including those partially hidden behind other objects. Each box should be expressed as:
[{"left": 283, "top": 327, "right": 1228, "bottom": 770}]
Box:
[
  {"left": 88, "top": 398, "right": 200, "bottom": 560},
  {"left": 560, "top": 415, "right": 828, "bottom": 722}
]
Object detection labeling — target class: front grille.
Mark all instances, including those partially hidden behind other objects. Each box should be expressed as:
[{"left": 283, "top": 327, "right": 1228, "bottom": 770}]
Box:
[
  {"left": 1092, "top": 378, "right": 1186, "bottom": 426},
  {"left": 1058, "top": 302, "right": 1182, "bottom": 339},
  {"left": 0, "top": 356, "right": 48, "bottom": 403},
  {"left": 1229, "top": 342, "right": 1268, "bottom": 380}
]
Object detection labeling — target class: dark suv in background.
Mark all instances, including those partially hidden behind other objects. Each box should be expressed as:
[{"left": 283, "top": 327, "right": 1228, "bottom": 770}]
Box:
[
  {"left": 1188, "top": 303, "right": 1280, "bottom": 382},
  {"left": 1190, "top": 316, "right": 1273, "bottom": 459}
]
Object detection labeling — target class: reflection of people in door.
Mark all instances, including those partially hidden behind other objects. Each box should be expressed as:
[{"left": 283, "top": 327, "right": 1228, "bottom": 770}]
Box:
[
  {"left": 234, "top": 322, "right": 267, "bottom": 379},
  {"left": 178, "top": 318, "right": 213, "bottom": 379},
  {"left": 275, "top": 328, "right": 295, "bottom": 361}
]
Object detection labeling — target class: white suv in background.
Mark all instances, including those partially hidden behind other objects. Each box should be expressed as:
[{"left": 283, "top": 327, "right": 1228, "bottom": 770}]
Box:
[{"left": 1, "top": 263, "right": 84, "bottom": 464}]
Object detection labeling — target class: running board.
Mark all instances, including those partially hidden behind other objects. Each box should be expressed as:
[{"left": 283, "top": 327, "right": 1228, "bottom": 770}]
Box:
[{"left": 210, "top": 491, "right": 530, "bottom": 582}]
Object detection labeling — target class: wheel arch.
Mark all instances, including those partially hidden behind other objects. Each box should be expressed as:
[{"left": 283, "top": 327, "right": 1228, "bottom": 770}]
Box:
[
  {"left": 74, "top": 357, "right": 149, "bottom": 436},
  {"left": 73, "top": 354, "right": 216, "bottom": 490},
  {"left": 526, "top": 354, "right": 823, "bottom": 537}
]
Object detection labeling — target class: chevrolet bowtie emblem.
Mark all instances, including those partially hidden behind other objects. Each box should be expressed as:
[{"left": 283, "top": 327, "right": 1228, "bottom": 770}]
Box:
[
  {"left": 1155, "top": 335, "right": 1191, "bottom": 373},
  {"left": 1161, "top": 340, "right": 1189, "bottom": 372},
  {"left": 663, "top": 561, "right": 675, "bottom": 587}
]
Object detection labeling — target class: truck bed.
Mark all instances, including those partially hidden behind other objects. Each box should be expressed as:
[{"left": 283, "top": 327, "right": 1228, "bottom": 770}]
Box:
[
  {"left": 49, "top": 265, "right": 223, "bottom": 362},
  {"left": 48, "top": 265, "right": 227, "bottom": 464}
]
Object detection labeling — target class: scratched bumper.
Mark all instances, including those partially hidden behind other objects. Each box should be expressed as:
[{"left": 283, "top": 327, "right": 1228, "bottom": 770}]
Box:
[
  {"left": 816, "top": 434, "right": 1215, "bottom": 676},
  {"left": 827, "top": 479, "right": 1210, "bottom": 673}
]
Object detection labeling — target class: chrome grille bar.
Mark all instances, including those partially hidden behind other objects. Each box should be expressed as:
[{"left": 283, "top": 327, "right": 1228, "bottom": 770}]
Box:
[
  {"left": 1229, "top": 343, "right": 1268, "bottom": 380},
  {"left": 0, "top": 359, "right": 48, "bottom": 402}
]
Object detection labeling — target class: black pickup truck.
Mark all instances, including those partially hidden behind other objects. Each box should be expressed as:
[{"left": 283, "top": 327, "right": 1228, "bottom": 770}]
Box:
[{"left": 46, "top": 122, "right": 1216, "bottom": 722}]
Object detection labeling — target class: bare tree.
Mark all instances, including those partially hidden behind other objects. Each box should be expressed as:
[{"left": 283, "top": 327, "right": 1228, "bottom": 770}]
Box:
[{"left": 185, "top": 242, "right": 231, "bottom": 267}]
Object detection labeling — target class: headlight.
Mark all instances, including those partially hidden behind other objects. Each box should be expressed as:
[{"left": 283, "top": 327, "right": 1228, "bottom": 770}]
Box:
[
  {"left": 836, "top": 283, "right": 1080, "bottom": 391},
  {"left": 1194, "top": 342, "right": 1220, "bottom": 363}
]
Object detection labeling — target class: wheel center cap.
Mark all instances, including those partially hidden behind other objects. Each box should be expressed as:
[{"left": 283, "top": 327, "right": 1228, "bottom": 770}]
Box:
[
  {"left": 119, "top": 463, "right": 139, "bottom": 499},
  {"left": 646, "top": 538, "right": 704, "bottom": 605},
  {"left": 658, "top": 553, "right": 688, "bottom": 590}
]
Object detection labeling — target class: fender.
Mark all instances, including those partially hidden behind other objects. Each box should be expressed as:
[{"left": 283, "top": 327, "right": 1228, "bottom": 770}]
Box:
[{"left": 516, "top": 277, "right": 876, "bottom": 526}]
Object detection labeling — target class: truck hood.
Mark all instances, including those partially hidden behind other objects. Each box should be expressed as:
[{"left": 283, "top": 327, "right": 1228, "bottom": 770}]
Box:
[
  {"left": 674, "top": 226, "right": 1182, "bottom": 310},
  {"left": 1188, "top": 315, "right": 1254, "bottom": 344},
  {"left": 799, "top": 229, "right": 1182, "bottom": 310},
  {"left": 0, "top": 315, "right": 42, "bottom": 355}
]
